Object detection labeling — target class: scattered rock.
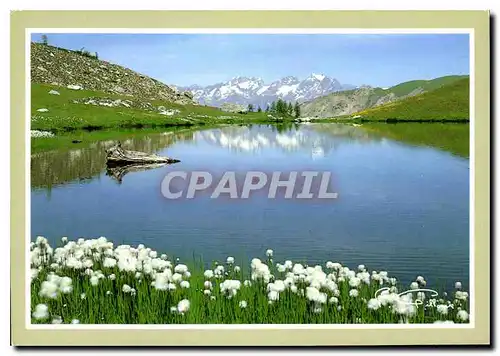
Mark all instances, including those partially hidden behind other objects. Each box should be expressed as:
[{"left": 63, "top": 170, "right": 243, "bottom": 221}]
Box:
[
  {"left": 31, "top": 130, "right": 54, "bottom": 138},
  {"left": 159, "top": 109, "right": 181, "bottom": 116},
  {"left": 48, "top": 90, "right": 60, "bottom": 95},
  {"left": 37, "top": 108, "right": 49, "bottom": 112},
  {"left": 67, "top": 84, "right": 83, "bottom": 90},
  {"left": 182, "top": 91, "right": 194, "bottom": 100}
]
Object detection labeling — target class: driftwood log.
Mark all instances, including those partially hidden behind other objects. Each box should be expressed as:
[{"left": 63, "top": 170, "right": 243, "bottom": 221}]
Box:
[{"left": 105, "top": 142, "right": 180, "bottom": 166}]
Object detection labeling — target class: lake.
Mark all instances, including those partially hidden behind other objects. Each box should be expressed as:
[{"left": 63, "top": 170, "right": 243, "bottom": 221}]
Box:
[{"left": 30, "top": 123, "right": 470, "bottom": 290}]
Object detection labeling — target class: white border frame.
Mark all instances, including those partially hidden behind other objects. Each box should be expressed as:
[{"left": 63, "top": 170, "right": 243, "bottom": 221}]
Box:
[{"left": 24, "top": 27, "right": 475, "bottom": 330}]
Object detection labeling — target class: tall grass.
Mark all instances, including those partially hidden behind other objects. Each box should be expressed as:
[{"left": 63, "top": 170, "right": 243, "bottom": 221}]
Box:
[{"left": 30, "top": 236, "right": 470, "bottom": 325}]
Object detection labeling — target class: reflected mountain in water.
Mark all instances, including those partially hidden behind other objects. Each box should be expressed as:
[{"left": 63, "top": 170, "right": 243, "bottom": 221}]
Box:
[
  {"left": 194, "top": 123, "right": 379, "bottom": 159},
  {"left": 31, "top": 130, "right": 195, "bottom": 190}
]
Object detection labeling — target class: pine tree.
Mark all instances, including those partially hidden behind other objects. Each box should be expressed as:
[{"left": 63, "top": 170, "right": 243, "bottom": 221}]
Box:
[
  {"left": 270, "top": 101, "right": 277, "bottom": 113},
  {"left": 276, "top": 99, "right": 285, "bottom": 115},
  {"left": 247, "top": 103, "right": 254, "bottom": 112},
  {"left": 41, "top": 34, "right": 48, "bottom": 45},
  {"left": 257, "top": 106, "right": 262, "bottom": 113},
  {"left": 287, "top": 102, "right": 294, "bottom": 116},
  {"left": 294, "top": 102, "right": 301, "bottom": 118},
  {"left": 265, "top": 105, "right": 270, "bottom": 113}
]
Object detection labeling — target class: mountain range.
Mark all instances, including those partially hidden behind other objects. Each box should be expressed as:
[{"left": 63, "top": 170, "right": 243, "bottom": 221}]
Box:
[{"left": 177, "top": 74, "right": 357, "bottom": 109}]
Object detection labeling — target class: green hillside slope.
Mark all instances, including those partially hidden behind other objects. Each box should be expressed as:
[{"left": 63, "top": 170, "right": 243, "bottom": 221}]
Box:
[{"left": 354, "top": 78, "right": 469, "bottom": 121}]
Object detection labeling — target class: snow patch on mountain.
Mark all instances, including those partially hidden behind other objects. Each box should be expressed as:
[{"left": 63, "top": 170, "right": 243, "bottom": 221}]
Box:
[{"left": 178, "top": 73, "right": 356, "bottom": 108}]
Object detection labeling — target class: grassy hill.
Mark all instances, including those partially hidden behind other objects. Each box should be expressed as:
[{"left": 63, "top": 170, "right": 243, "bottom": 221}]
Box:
[
  {"left": 354, "top": 77, "right": 469, "bottom": 121},
  {"left": 387, "top": 75, "right": 468, "bottom": 97},
  {"left": 300, "top": 75, "right": 468, "bottom": 119}
]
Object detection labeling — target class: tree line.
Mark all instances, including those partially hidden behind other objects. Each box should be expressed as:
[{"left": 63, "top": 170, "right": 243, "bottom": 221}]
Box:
[{"left": 247, "top": 98, "right": 301, "bottom": 118}]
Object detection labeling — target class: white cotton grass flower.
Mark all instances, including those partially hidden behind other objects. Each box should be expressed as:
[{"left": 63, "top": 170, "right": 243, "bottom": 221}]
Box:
[
  {"left": 267, "top": 280, "right": 286, "bottom": 293},
  {"left": 71, "top": 319, "right": 80, "bottom": 324},
  {"left": 180, "top": 280, "right": 190, "bottom": 289},
  {"left": 177, "top": 299, "right": 190, "bottom": 314},
  {"left": 268, "top": 290, "right": 279, "bottom": 302},
  {"left": 174, "top": 264, "right": 189, "bottom": 274},
  {"left": 234, "top": 266, "right": 241, "bottom": 273},
  {"left": 266, "top": 249, "right": 273, "bottom": 257},
  {"left": 220, "top": 280, "right": 241, "bottom": 298},
  {"left": 90, "top": 275, "right": 100, "bottom": 286},
  {"left": 277, "top": 264, "right": 286, "bottom": 273},
  {"left": 239, "top": 300, "right": 248, "bottom": 309},
  {"left": 52, "top": 316, "right": 63, "bottom": 324},
  {"left": 416, "top": 292, "right": 426, "bottom": 301},
  {"left": 455, "top": 281, "right": 462, "bottom": 290},
  {"left": 172, "top": 273, "right": 183, "bottom": 283},
  {"left": 30, "top": 269, "right": 39, "bottom": 282},
  {"left": 457, "top": 310, "right": 469, "bottom": 322},
  {"left": 122, "top": 284, "right": 132, "bottom": 293},
  {"left": 349, "top": 277, "right": 361, "bottom": 288},
  {"left": 39, "top": 280, "right": 58, "bottom": 299},
  {"left": 416, "top": 276, "right": 426, "bottom": 285},
  {"left": 226, "top": 256, "right": 235, "bottom": 264},
  {"left": 103, "top": 257, "right": 117, "bottom": 268},
  {"left": 204, "top": 289, "right": 211, "bottom": 296},
  {"left": 108, "top": 274, "right": 116, "bottom": 280},
  {"left": 204, "top": 281, "right": 212, "bottom": 290},
  {"left": 305, "top": 287, "right": 327, "bottom": 304},
  {"left": 455, "top": 291, "right": 469, "bottom": 301},
  {"left": 349, "top": 289, "right": 359, "bottom": 298},
  {"left": 410, "top": 282, "right": 419, "bottom": 290},
  {"left": 436, "top": 304, "right": 449, "bottom": 315},
  {"left": 59, "top": 277, "right": 73, "bottom": 293},
  {"left": 204, "top": 270, "right": 214, "bottom": 279},
  {"left": 32, "top": 304, "right": 49, "bottom": 320},
  {"left": 329, "top": 297, "right": 338, "bottom": 304},
  {"left": 243, "top": 280, "right": 252, "bottom": 287},
  {"left": 367, "top": 298, "right": 381, "bottom": 310},
  {"left": 357, "top": 264, "right": 365, "bottom": 272}
]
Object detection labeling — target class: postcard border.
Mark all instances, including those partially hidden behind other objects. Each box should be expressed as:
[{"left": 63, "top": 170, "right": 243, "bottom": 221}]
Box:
[{"left": 11, "top": 10, "right": 490, "bottom": 346}]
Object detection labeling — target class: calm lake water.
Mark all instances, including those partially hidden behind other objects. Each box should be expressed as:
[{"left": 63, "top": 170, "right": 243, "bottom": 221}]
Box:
[{"left": 31, "top": 123, "right": 470, "bottom": 290}]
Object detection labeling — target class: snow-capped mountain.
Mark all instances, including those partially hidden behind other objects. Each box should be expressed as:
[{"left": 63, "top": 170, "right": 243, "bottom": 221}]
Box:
[{"left": 177, "top": 74, "right": 356, "bottom": 108}]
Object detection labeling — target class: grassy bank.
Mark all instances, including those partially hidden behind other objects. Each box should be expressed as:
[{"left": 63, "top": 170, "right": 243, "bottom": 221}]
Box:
[
  {"left": 31, "top": 236, "right": 469, "bottom": 324},
  {"left": 31, "top": 83, "right": 281, "bottom": 133}
]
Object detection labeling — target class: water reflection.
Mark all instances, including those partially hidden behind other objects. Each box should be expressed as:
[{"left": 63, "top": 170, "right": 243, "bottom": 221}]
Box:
[
  {"left": 106, "top": 162, "right": 172, "bottom": 184},
  {"left": 194, "top": 123, "right": 380, "bottom": 158},
  {"left": 31, "top": 130, "right": 195, "bottom": 190}
]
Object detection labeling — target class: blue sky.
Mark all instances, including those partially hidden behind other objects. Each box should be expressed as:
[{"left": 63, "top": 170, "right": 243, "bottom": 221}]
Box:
[{"left": 31, "top": 33, "right": 470, "bottom": 88}]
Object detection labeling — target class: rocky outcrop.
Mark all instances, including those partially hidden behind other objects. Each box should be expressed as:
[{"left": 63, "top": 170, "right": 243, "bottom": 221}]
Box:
[{"left": 31, "top": 42, "right": 197, "bottom": 105}]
